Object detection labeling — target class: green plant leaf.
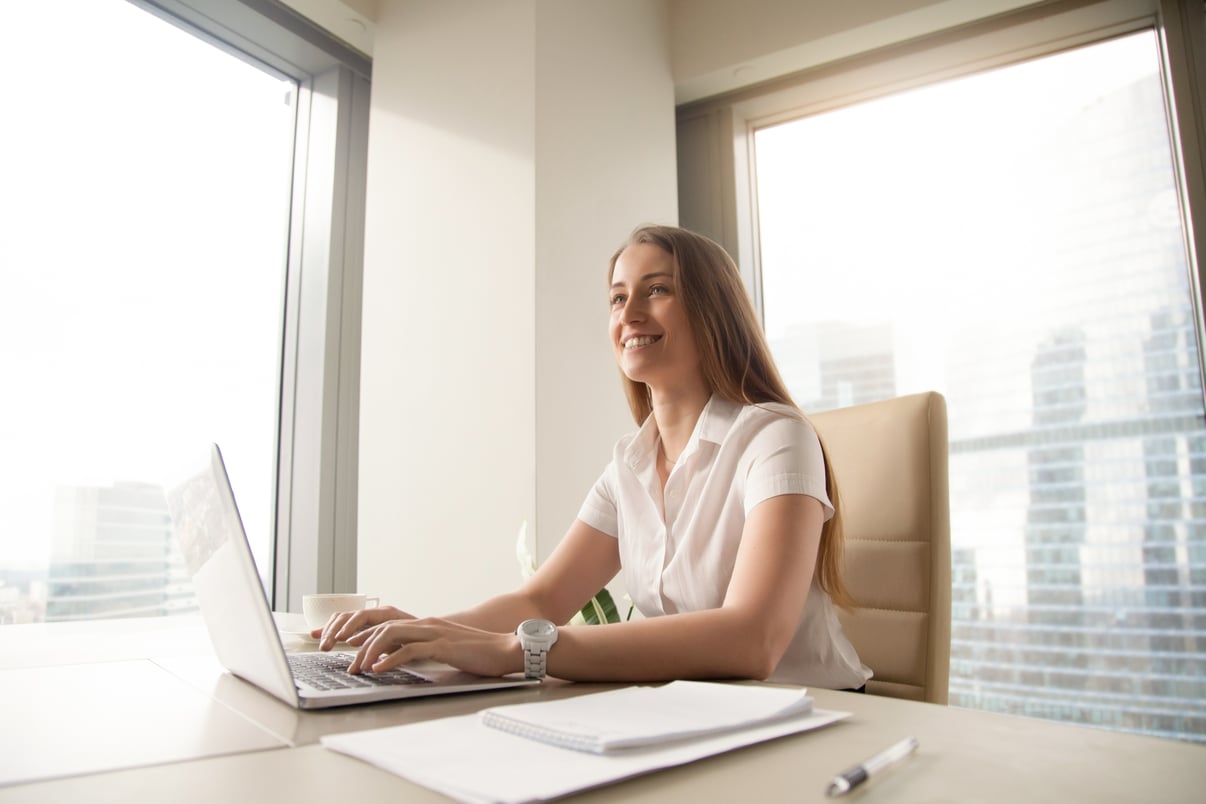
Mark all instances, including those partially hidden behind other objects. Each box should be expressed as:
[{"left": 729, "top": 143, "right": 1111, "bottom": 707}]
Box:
[{"left": 578, "top": 587, "right": 621, "bottom": 625}]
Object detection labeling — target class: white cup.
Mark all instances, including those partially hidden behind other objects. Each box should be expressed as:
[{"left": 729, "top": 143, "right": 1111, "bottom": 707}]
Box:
[{"left": 302, "top": 593, "right": 380, "bottom": 630}]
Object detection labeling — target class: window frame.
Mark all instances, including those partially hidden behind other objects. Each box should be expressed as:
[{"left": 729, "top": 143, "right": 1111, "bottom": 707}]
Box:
[
  {"left": 131, "top": 0, "right": 370, "bottom": 611},
  {"left": 675, "top": 0, "right": 1206, "bottom": 727},
  {"left": 676, "top": 0, "right": 1206, "bottom": 392}
]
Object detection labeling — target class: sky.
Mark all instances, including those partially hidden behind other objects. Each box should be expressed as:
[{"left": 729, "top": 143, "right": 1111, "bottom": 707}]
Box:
[{"left": 0, "top": 0, "right": 295, "bottom": 571}]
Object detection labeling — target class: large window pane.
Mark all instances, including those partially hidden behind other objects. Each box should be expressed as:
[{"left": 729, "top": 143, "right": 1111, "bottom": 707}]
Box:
[
  {"left": 0, "top": 0, "right": 295, "bottom": 622},
  {"left": 756, "top": 30, "right": 1206, "bottom": 742}
]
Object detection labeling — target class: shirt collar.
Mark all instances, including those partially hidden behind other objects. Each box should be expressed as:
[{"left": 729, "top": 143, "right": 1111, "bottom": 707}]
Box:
[
  {"left": 695, "top": 395, "right": 742, "bottom": 446},
  {"left": 624, "top": 394, "right": 742, "bottom": 469}
]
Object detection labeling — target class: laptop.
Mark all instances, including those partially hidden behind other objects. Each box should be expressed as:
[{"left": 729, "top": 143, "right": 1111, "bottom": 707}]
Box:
[{"left": 164, "top": 443, "right": 539, "bottom": 709}]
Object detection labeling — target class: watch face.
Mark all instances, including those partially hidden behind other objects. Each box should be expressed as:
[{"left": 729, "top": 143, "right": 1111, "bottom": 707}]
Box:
[{"left": 520, "top": 619, "right": 556, "bottom": 638}]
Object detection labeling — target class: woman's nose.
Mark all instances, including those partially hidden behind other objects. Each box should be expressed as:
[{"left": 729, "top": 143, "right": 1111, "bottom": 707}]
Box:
[{"left": 618, "top": 296, "right": 646, "bottom": 323}]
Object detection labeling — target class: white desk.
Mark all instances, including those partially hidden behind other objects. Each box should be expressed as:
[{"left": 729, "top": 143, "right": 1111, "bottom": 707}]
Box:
[{"left": 1, "top": 617, "right": 1203, "bottom": 803}]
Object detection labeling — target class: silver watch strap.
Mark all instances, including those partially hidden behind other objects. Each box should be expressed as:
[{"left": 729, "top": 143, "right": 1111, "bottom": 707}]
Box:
[{"left": 523, "top": 646, "right": 548, "bottom": 679}]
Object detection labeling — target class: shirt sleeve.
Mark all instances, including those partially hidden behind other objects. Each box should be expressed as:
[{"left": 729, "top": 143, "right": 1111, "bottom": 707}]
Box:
[
  {"left": 576, "top": 461, "right": 619, "bottom": 538},
  {"left": 743, "top": 412, "right": 834, "bottom": 521}
]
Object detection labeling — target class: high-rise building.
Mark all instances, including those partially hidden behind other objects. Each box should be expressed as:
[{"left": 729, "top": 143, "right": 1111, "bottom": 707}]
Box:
[{"left": 45, "top": 482, "right": 196, "bottom": 621}]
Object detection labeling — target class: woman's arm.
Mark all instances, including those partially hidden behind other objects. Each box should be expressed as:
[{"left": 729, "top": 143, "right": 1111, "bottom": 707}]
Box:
[
  {"left": 542, "top": 493, "right": 823, "bottom": 681},
  {"left": 319, "top": 518, "right": 619, "bottom": 652},
  {"left": 344, "top": 494, "right": 824, "bottom": 681},
  {"left": 441, "top": 519, "right": 624, "bottom": 631}
]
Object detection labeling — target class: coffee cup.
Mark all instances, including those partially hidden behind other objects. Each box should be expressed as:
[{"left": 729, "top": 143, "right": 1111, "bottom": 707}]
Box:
[{"left": 302, "top": 593, "right": 380, "bottom": 630}]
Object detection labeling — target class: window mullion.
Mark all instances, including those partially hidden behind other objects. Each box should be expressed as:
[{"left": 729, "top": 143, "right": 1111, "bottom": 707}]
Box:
[
  {"left": 274, "top": 66, "right": 368, "bottom": 612},
  {"left": 1157, "top": 0, "right": 1206, "bottom": 406}
]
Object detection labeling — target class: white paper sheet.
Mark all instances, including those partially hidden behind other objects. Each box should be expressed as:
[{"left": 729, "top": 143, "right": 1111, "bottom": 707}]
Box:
[{"left": 322, "top": 703, "right": 849, "bottom": 804}]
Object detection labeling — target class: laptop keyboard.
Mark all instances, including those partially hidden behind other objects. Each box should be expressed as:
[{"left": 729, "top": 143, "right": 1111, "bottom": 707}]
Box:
[{"left": 289, "top": 651, "right": 434, "bottom": 691}]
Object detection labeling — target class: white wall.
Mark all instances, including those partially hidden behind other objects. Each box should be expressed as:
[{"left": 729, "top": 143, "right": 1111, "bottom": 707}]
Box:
[
  {"left": 667, "top": 0, "right": 1045, "bottom": 103},
  {"left": 358, "top": 0, "right": 675, "bottom": 614},
  {"left": 533, "top": 1, "right": 676, "bottom": 570}
]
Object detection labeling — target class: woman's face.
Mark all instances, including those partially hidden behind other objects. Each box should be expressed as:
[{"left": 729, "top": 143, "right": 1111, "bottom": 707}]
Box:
[{"left": 608, "top": 242, "right": 702, "bottom": 389}]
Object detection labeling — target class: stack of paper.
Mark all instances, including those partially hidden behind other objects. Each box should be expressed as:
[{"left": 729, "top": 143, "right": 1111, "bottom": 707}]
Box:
[
  {"left": 479, "top": 680, "right": 815, "bottom": 752},
  {"left": 321, "top": 681, "right": 849, "bottom": 804}
]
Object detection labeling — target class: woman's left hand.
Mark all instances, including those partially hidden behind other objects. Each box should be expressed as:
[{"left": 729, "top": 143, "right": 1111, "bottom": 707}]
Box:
[{"left": 343, "top": 617, "right": 523, "bottom": 677}]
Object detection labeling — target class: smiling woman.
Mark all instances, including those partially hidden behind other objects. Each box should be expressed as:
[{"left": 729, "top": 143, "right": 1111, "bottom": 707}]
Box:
[{"left": 312, "top": 225, "right": 867, "bottom": 692}]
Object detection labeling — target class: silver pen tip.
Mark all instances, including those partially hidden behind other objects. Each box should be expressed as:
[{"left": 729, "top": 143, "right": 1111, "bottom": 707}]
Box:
[{"left": 827, "top": 778, "right": 851, "bottom": 797}]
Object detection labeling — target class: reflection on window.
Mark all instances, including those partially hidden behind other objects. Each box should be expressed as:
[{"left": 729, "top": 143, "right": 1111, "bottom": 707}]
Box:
[
  {"left": 0, "top": 0, "right": 295, "bottom": 623},
  {"left": 755, "top": 31, "right": 1205, "bottom": 742}
]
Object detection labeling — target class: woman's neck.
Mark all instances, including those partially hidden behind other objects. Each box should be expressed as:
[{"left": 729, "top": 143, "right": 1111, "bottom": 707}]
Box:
[{"left": 650, "top": 382, "right": 711, "bottom": 463}]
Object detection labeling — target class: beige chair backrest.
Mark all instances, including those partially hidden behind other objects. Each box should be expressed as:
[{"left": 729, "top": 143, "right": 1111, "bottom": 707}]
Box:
[{"left": 810, "top": 391, "right": 951, "bottom": 704}]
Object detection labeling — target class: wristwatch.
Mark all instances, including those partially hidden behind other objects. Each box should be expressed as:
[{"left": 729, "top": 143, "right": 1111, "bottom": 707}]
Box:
[{"left": 516, "top": 618, "right": 559, "bottom": 679}]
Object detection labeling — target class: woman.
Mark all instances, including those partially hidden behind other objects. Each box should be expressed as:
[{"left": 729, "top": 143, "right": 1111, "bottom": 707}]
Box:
[{"left": 317, "top": 225, "right": 869, "bottom": 690}]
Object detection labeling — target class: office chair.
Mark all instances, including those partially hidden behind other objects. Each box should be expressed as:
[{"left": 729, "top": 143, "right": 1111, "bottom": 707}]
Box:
[{"left": 810, "top": 391, "right": 951, "bottom": 704}]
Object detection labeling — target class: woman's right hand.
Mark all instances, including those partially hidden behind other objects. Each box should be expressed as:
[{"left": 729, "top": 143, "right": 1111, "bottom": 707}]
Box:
[{"left": 314, "top": 605, "right": 414, "bottom": 651}]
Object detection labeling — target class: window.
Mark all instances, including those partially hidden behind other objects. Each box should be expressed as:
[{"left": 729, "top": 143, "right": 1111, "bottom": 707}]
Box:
[
  {"left": 678, "top": 0, "right": 1206, "bottom": 743},
  {"left": 754, "top": 29, "right": 1205, "bottom": 742},
  {"left": 0, "top": 0, "right": 369, "bottom": 623}
]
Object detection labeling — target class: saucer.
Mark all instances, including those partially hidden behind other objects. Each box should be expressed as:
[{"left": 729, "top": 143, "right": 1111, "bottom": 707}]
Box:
[{"left": 280, "top": 629, "right": 320, "bottom": 644}]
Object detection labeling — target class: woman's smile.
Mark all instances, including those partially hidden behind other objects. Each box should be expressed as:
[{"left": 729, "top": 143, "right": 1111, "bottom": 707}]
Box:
[{"left": 623, "top": 334, "right": 662, "bottom": 349}]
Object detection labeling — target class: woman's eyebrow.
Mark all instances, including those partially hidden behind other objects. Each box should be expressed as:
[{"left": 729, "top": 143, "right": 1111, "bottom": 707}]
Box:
[{"left": 610, "top": 271, "right": 674, "bottom": 290}]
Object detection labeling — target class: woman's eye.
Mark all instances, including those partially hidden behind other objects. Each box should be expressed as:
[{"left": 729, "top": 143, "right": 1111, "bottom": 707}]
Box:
[
  {"left": 610, "top": 293, "right": 626, "bottom": 306},
  {"left": 649, "top": 285, "right": 668, "bottom": 296}
]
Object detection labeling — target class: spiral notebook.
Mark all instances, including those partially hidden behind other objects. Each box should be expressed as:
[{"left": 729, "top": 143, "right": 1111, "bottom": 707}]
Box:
[{"left": 479, "top": 681, "right": 815, "bottom": 753}]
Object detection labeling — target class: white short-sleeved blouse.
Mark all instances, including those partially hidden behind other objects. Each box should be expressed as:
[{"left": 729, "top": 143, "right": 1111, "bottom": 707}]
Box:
[{"left": 577, "top": 395, "right": 871, "bottom": 690}]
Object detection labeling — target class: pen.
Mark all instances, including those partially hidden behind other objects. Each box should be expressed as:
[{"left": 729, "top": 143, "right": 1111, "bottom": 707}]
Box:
[{"left": 826, "top": 736, "right": 919, "bottom": 797}]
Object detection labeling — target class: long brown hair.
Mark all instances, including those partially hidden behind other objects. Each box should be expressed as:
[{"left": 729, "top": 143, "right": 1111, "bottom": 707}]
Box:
[{"left": 608, "top": 224, "right": 851, "bottom": 607}]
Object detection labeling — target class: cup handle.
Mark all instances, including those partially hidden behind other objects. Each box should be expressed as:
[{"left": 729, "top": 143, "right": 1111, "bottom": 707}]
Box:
[{"left": 366, "top": 596, "right": 380, "bottom": 608}]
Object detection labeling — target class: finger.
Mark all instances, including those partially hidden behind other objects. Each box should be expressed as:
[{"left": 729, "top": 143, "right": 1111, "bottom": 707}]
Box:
[
  {"left": 330, "top": 611, "right": 367, "bottom": 644},
  {"left": 369, "top": 640, "right": 432, "bottom": 673},
  {"left": 345, "top": 639, "right": 369, "bottom": 674},
  {"left": 347, "top": 627, "right": 390, "bottom": 673},
  {"left": 370, "top": 633, "right": 449, "bottom": 673},
  {"left": 369, "top": 649, "right": 409, "bottom": 673},
  {"left": 343, "top": 627, "right": 373, "bottom": 649},
  {"left": 316, "top": 614, "right": 340, "bottom": 650},
  {"left": 317, "top": 614, "right": 343, "bottom": 650},
  {"left": 319, "top": 612, "right": 358, "bottom": 650},
  {"left": 343, "top": 617, "right": 404, "bottom": 650},
  {"left": 328, "top": 610, "right": 378, "bottom": 648},
  {"left": 351, "top": 623, "right": 425, "bottom": 673}
]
